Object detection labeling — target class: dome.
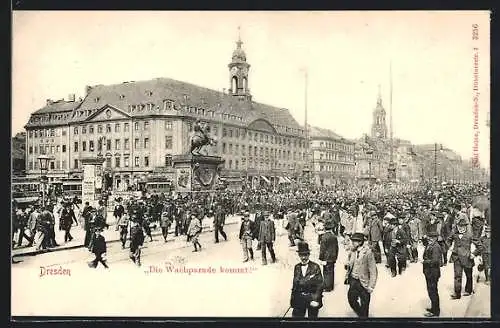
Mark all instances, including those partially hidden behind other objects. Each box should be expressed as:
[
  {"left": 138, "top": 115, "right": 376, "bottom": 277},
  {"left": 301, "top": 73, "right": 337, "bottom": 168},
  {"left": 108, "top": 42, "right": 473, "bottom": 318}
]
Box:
[{"left": 231, "top": 39, "right": 246, "bottom": 62}]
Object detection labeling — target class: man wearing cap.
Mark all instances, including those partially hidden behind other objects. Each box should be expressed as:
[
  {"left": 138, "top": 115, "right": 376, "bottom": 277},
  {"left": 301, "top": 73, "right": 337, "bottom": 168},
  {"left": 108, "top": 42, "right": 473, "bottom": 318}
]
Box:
[
  {"left": 319, "top": 221, "right": 339, "bottom": 292},
  {"left": 447, "top": 218, "right": 476, "bottom": 299},
  {"left": 421, "top": 231, "right": 442, "bottom": 317},
  {"left": 258, "top": 212, "right": 276, "bottom": 265},
  {"left": 290, "top": 242, "right": 324, "bottom": 318},
  {"left": 345, "top": 232, "right": 377, "bottom": 318},
  {"left": 239, "top": 212, "right": 256, "bottom": 262}
]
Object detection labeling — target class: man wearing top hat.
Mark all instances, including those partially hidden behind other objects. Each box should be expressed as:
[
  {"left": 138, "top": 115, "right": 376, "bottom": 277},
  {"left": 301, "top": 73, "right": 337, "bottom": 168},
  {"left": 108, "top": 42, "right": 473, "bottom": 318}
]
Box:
[
  {"left": 319, "top": 221, "right": 339, "bottom": 292},
  {"left": 447, "top": 217, "right": 477, "bottom": 299},
  {"left": 290, "top": 241, "right": 324, "bottom": 318},
  {"left": 345, "top": 232, "right": 377, "bottom": 318},
  {"left": 421, "top": 230, "right": 442, "bottom": 317}
]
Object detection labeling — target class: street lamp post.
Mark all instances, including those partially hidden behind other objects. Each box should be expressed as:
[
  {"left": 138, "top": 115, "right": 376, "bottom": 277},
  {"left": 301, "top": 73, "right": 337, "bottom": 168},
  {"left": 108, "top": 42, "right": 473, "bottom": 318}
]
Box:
[
  {"left": 433, "top": 143, "right": 443, "bottom": 184},
  {"left": 38, "top": 154, "right": 50, "bottom": 207},
  {"left": 366, "top": 147, "right": 374, "bottom": 185}
]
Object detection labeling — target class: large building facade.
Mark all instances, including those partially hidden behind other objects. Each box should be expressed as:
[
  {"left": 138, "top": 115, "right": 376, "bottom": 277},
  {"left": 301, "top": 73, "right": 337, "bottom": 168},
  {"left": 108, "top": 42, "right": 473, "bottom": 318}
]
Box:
[
  {"left": 309, "top": 126, "right": 356, "bottom": 185},
  {"left": 24, "top": 36, "right": 306, "bottom": 190}
]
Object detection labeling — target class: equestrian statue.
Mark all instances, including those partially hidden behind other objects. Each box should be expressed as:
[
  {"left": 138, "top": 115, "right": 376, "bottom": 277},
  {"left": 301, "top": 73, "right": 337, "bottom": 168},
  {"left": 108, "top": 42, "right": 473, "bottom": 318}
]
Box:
[{"left": 189, "top": 120, "right": 217, "bottom": 156}]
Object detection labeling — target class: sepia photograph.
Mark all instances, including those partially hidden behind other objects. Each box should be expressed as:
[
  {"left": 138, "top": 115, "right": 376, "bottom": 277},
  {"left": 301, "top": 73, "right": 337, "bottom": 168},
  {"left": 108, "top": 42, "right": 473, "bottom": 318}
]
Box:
[{"left": 11, "top": 10, "right": 490, "bottom": 318}]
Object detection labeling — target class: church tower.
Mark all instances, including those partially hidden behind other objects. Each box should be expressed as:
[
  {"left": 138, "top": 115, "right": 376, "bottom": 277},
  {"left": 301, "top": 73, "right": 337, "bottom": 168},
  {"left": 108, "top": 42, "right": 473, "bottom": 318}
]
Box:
[
  {"left": 371, "top": 85, "right": 388, "bottom": 139},
  {"left": 228, "top": 27, "right": 251, "bottom": 100}
]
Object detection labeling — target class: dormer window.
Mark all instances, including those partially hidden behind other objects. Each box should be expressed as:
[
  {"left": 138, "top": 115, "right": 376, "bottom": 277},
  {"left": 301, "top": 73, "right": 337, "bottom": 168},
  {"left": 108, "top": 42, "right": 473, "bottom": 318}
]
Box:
[
  {"left": 146, "top": 91, "right": 153, "bottom": 96},
  {"left": 95, "top": 97, "right": 100, "bottom": 103},
  {"left": 120, "top": 94, "right": 125, "bottom": 100}
]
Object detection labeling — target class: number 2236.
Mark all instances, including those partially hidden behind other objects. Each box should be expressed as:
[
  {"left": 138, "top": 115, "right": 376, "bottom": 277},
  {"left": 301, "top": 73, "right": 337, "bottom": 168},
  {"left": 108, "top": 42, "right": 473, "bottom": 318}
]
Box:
[{"left": 472, "top": 24, "right": 479, "bottom": 40}]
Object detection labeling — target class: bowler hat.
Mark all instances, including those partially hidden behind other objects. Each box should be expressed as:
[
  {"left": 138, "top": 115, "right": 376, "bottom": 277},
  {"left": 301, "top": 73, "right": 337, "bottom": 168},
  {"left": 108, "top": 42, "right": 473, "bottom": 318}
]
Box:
[
  {"left": 296, "top": 242, "right": 311, "bottom": 255},
  {"left": 350, "top": 232, "right": 365, "bottom": 242}
]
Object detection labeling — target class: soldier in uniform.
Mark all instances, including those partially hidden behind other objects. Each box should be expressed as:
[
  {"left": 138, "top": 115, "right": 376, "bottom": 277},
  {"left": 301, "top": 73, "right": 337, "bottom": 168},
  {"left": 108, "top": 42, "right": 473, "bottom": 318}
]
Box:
[
  {"left": 421, "top": 231, "right": 442, "bottom": 317},
  {"left": 447, "top": 218, "right": 477, "bottom": 299},
  {"left": 345, "top": 232, "right": 377, "bottom": 318},
  {"left": 319, "top": 221, "right": 339, "bottom": 292},
  {"left": 290, "top": 242, "right": 324, "bottom": 318}
]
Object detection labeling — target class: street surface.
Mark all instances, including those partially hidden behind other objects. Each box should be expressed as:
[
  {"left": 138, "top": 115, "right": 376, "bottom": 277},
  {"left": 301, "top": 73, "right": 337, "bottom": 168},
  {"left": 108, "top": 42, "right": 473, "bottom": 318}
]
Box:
[{"left": 12, "top": 219, "right": 490, "bottom": 317}]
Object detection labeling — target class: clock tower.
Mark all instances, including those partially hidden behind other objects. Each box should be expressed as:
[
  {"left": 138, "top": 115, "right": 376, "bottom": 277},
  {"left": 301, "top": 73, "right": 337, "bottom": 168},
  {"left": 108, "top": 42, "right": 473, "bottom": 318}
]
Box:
[
  {"left": 228, "top": 27, "right": 251, "bottom": 100},
  {"left": 371, "top": 85, "right": 388, "bottom": 139}
]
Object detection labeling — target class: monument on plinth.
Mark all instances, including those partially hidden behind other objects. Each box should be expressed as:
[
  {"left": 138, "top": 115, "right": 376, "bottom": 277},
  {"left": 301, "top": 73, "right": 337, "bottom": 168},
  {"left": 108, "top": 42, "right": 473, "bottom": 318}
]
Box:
[
  {"left": 81, "top": 155, "right": 105, "bottom": 207},
  {"left": 172, "top": 120, "right": 224, "bottom": 192}
]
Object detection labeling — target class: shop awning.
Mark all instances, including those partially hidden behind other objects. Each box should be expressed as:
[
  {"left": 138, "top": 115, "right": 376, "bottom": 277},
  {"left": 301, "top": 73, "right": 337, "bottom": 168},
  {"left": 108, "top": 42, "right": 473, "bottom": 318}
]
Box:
[{"left": 261, "top": 176, "right": 271, "bottom": 184}]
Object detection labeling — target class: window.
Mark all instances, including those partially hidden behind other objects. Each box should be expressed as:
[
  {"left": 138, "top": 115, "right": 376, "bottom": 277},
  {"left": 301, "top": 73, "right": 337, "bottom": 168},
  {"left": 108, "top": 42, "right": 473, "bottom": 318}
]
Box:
[
  {"left": 74, "top": 127, "right": 78, "bottom": 135},
  {"left": 165, "top": 136, "right": 172, "bottom": 149},
  {"left": 45, "top": 145, "right": 49, "bottom": 154},
  {"left": 89, "top": 126, "right": 94, "bottom": 134},
  {"left": 235, "top": 160, "right": 239, "bottom": 169},
  {"left": 124, "top": 138, "right": 130, "bottom": 150},
  {"left": 82, "top": 126, "right": 86, "bottom": 134},
  {"left": 134, "top": 138, "right": 140, "bottom": 149},
  {"left": 89, "top": 141, "right": 94, "bottom": 152},
  {"left": 115, "top": 139, "right": 120, "bottom": 150},
  {"left": 236, "top": 144, "right": 239, "bottom": 155},
  {"left": 115, "top": 124, "right": 120, "bottom": 133},
  {"left": 106, "top": 157, "right": 112, "bottom": 168},
  {"left": 223, "top": 128, "right": 227, "bottom": 137},
  {"left": 165, "top": 120, "right": 173, "bottom": 130},
  {"left": 34, "top": 145, "right": 38, "bottom": 154},
  {"left": 106, "top": 124, "right": 111, "bottom": 133},
  {"left": 62, "top": 145, "right": 66, "bottom": 153},
  {"left": 144, "top": 121, "right": 149, "bottom": 130},
  {"left": 144, "top": 156, "right": 149, "bottom": 167},
  {"left": 228, "top": 160, "right": 232, "bottom": 169},
  {"left": 74, "top": 142, "right": 78, "bottom": 152},
  {"left": 124, "top": 123, "right": 129, "bottom": 132},
  {"left": 115, "top": 156, "right": 121, "bottom": 168},
  {"left": 222, "top": 143, "right": 226, "bottom": 154},
  {"left": 98, "top": 139, "right": 103, "bottom": 152},
  {"left": 74, "top": 159, "right": 79, "bottom": 169},
  {"left": 242, "top": 145, "right": 246, "bottom": 155},
  {"left": 165, "top": 154, "right": 172, "bottom": 167},
  {"left": 229, "top": 129, "right": 233, "bottom": 138},
  {"left": 82, "top": 141, "right": 87, "bottom": 151},
  {"left": 62, "top": 130, "right": 67, "bottom": 136},
  {"left": 229, "top": 144, "right": 233, "bottom": 154},
  {"left": 62, "top": 160, "right": 67, "bottom": 169},
  {"left": 56, "top": 145, "right": 60, "bottom": 153},
  {"left": 134, "top": 157, "right": 140, "bottom": 167},
  {"left": 124, "top": 156, "right": 130, "bottom": 167},
  {"left": 144, "top": 138, "right": 149, "bottom": 149},
  {"left": 135, "top": 122, "right": 139, "bottom": 131},
  {"left": 29, "top": 146, "right": 33, "bottom": 154},
  {"left": 106, "top": 139, "right": 111, "bottom": 151},
  {"left": 98, "top": 125, "right": 103, "bottom": 133}
]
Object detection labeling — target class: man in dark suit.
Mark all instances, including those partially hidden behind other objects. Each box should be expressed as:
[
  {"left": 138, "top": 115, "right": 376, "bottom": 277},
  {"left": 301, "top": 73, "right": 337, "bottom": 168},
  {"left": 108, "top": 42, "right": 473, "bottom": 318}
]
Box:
[
  {"left": 214, "top": 203, "right": 227, "bottom": 243},
  {"left": 290, "top": 242, "right": 324, "bottom": 318},
  {"left": 88, "top": 227, "right": 108, "bottom": 269},
  {"left": 319, "top": 221, "right": 339, "bottom": 292},
  {"left": 258, "top": 212, "right": 276, "bottom": 265},
  {"left": 239, "top": 212, "right": 256, "bottom": 262},
  {"left": 422, "top": 231, "right": 442, "bottom": 317},
  {"left": 447, "top": 218, "right": 477, "bottom": 299}
]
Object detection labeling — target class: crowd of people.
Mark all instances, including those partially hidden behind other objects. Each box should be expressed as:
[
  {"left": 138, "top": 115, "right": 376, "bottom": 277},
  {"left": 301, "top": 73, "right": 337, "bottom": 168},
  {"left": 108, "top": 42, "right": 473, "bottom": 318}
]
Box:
[{"left": 12, "top": 181, "right": 490, "bottom": 318}]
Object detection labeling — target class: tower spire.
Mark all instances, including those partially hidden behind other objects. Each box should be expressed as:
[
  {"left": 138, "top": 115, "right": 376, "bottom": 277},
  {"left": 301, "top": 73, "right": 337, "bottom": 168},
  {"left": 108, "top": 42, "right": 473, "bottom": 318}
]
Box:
[
  {"left": 237, "top": 26, "right": 243, "bottom": 48},
  {"left": 377, "top": 84, "right": 382, "bottom": 105}
]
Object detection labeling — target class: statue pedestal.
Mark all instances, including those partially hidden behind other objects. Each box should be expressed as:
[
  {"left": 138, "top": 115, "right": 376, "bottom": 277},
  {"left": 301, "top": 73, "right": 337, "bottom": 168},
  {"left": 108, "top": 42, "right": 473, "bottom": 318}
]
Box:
[
  {"left": 172, "top": 155, "right": 225, "bottom": 192},
  {"left": 81, "top": 157, "right": 105, "bottom": 207}
]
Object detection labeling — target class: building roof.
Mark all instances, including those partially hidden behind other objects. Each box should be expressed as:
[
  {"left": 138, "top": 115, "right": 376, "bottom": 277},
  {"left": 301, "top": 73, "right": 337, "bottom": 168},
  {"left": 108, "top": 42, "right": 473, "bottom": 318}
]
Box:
[
  {"left": 70, "top": 77, "right": 302, "bottom": 136},
  {"left": 25, "top": 100, "right": 82, "bottom": 128},
  {"left": 33, "top": 99, "right": 82, "bottom": 114},
  {"left": 310, "top": 125, "right": 352, "bottom": 143}
]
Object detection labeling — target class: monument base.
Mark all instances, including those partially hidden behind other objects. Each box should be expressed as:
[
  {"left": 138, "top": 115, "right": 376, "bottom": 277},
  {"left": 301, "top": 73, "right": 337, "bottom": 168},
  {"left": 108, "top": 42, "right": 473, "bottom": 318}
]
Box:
[{"left": 172, "top": 154, "right": 225, "bottom": 192}]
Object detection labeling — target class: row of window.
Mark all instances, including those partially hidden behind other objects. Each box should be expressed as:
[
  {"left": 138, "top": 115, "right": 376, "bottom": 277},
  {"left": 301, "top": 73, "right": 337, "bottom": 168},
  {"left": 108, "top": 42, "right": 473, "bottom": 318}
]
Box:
[
  {"left": 29, "top": 129, "right": 67, "bottom": 138},
  {"left": 73, "top": 120, "right": 173, "bottom": 135},
  {"left": 71, "top": 137, "right": 173, "bottom": 152},
  {"left": 317, "top": 152, "right": 355, "bottom": 162},
  {"left": 317, "top": 141, "right": 354, "bottom": 152},
  {"left": 223, "top": 157, "right": 298, "bottom": 171},
  {"left": 28, "top": 144, "right": 67, "bottom": 155},
  {"left": 319, "top": 164, "right": 355, "bottom": 172},
  {"left": 219, "top": 127, "right": 304, "bottom": 148},
  {"left": 221, "top": 143, "right": 304, "bottom": 161}
]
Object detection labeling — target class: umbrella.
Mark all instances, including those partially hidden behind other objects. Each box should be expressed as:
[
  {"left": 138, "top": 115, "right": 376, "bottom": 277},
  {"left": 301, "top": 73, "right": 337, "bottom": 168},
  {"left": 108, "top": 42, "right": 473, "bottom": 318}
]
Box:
[{"left": 472, "top": 195, "right": 489, "bottom": 212}]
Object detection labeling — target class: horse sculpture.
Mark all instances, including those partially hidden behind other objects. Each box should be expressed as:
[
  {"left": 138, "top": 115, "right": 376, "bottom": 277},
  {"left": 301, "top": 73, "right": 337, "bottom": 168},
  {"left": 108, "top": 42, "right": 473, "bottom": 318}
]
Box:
[{"left": 189, "top": 120, "right": 216, "bottom": 156}]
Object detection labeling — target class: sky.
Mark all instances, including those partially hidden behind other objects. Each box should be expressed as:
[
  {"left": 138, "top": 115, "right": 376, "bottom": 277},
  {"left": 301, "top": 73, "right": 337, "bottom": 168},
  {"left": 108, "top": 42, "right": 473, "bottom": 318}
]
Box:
[{"left": 12, "top": 11, "right": 490, "bottom": 168}]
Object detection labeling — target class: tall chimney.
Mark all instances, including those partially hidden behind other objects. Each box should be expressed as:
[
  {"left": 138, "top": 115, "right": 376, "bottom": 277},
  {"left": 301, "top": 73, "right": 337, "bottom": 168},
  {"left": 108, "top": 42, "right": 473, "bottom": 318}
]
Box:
[
  {"left": 46, "top": 99, "right": 53, "bottom": 106},
  {"left": 68, "top": 94, "right": 76, "bottom": 102}
]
